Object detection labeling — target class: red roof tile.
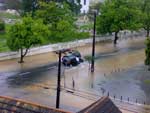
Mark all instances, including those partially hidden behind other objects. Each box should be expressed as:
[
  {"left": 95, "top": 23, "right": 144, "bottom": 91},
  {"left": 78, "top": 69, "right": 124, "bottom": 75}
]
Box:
[{"left": 0, "top": 96, "right": 70, "bottom": 113}]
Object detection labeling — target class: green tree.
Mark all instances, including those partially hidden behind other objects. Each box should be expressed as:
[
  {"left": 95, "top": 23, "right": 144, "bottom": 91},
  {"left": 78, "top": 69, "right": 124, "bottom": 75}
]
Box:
[
  {"left": 140, "top": 0, "right": 150, "bottom": 37},
  {"left": 21, "top": 0, "right": 38, "bottom": 16},
  {"left": 35, "top": 1, "right": 74, "bottom": 25},
  {"left": 7, "top": 16, "right": 50, "bottom": 63},
  {"left": 89, "top": 2, "right": 102, "bottom": 13},
  {"left": 64, "top": 0, "right": 81, "bottom": 15},
  {"left": 49, "top": 20, "right": 77, "bottom": 43},
  {"left": 36, "top": 1, "right": 89, "bottom": 43},
  {"left": 96, "top": 0, "right": 142, "bottom": 44},
  {"left": 4, "top": 0, "right": 21, "bottom": 10},
  {"left": 145, "top": 38, "right": 150, "bottom": 70},
  {"left": 21, "top": 0, "right": 81, "bottom": 16}
]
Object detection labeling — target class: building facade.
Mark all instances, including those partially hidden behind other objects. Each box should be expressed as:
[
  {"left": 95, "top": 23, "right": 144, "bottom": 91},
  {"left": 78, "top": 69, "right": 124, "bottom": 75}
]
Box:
[
  {"left": 80, "top": 0, "right": 104, "bottom": 14},
  {"left": 80, "top": 0, "right": 90, "bottom": 13}
]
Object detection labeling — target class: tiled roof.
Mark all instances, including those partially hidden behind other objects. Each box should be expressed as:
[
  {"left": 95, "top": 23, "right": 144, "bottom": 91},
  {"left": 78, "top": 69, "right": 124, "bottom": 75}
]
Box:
[
  {"left": 0, "top": 96, "right": 122, "bottom": 113},
  {"left": 78, "top": 96, "right": 122, "bottom": 113},
  {"left": 0, "top": 96, "right": 70, "bottom": 113}
]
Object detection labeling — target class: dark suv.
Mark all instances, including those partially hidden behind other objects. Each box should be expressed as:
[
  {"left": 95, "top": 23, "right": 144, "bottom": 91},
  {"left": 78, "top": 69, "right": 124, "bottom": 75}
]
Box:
[{"left": 62, "top": 50, "right": 83, "bottom": 66}]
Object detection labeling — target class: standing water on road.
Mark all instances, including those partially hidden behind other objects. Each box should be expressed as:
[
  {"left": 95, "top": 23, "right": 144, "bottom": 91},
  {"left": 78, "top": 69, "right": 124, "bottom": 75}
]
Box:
[
  {"left": 0, "top": 37, "right": 150, "bottom": 111},
  {"left": 64, "top": 38, "right": 150, "bottom": 105}
]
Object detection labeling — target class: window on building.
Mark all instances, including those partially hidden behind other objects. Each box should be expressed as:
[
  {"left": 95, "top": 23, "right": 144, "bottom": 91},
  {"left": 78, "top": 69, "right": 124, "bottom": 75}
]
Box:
[
  {"left": 84, "top": 0, "right": 86, "bottom": 5},
  {"left": 83, "top": 10, "right": 85, "bottom": 14}
]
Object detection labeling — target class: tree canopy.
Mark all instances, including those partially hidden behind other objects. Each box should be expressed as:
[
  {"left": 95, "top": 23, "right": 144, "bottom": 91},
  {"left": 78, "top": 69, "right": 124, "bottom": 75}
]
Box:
[
  {"left": 21, "top": 0, "right": 38, "bottom": 16},
  {"left": 7, "top": 16, "right": 50, "bottom": 63},
  {"left": 140, "top": 0, "right": 150, "bottom": 37},
  {"left": 64, "top": 0, "right": 81, "bottom": 15},
  {"left": 4, "top": 0, "right": 21, "bottom": 10},
  {"left": 96, "top": 0, "right": 142, "bottom": 44},
  {"left": 21, "top": 0, "right": 81, "bottom": 16},
  {"left": 35, "top": 1, "right": 89, "bottom": 43},
  {"left": 89, "top": 2, "right": 102, "bottom": 13},
  {"left": 140, "top": 0, "right": 150, "bottom": 69},
  {"left": 35, "top": 1, "right": 74, "bottom": 25}
]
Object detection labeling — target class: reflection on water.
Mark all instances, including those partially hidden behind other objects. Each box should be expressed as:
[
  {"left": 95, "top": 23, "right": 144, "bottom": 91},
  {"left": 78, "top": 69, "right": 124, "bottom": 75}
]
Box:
[
  {"left": 64, "top": 47, "right": 150, "bottom": 104},
  {"left": 95, "top": 49, "right": 145, "bottom": 74},
  {"left": 64, "top": 37, "right": 150, "bottom": 105}
]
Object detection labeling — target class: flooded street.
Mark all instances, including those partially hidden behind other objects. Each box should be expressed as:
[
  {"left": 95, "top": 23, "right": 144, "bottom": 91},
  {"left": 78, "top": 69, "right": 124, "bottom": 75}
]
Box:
[
  {"left": 0, "top": 37, "right": 150, "bottom": 112},
  {"left": 65, "top": 49, "right": 147, "bottom": 103}
]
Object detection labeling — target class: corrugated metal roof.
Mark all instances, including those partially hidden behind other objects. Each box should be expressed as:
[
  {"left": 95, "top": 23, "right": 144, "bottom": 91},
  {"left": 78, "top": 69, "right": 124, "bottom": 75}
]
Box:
[
  {"left": 78, "top": 96, "right": 122, "bottom": 113},
  {"left": 0, "top": 96, "right": 70, "bottom": 113}
]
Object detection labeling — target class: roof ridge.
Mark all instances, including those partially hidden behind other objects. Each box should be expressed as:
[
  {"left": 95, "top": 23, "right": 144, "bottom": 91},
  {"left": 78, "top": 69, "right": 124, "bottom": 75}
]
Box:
[{"left": 0, "top": 95, "right": 71, "bottom": 113}]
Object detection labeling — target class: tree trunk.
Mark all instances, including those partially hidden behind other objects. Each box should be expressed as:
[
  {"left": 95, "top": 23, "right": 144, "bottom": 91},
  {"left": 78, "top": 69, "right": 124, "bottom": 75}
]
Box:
[
  {"left": 19, "top": 48, "right": 24, "bottom": 63},
  {"left": 18, "top": 48, "right": 29, "bottom": 63},
  {"left": 114, "top": 31, "right": 119, "bottom": 45},
  {"left": 146, "top": 29, "right": 150, "bottom": 38},
  {"left": 148, "top": 65, "right": 150, "bottom": 71}
]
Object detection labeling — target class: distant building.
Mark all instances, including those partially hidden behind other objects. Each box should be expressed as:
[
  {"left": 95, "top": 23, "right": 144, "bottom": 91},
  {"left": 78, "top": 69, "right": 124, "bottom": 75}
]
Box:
[
  {"left": 80, "top": 0, "right": 104, "bottom": 14},
  {"left": 0, "top": 2, "right": 5, "bottom": 10},
  {"left": 80, "top": 0, "right": 90, "bottom": 13}
]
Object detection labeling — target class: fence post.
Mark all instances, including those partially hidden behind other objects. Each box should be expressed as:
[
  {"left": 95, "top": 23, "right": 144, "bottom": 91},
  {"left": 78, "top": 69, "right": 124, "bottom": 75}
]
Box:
[
  {"left": 128, "top": 97, "right": 129, "bottom": 102},
  {"left": 121, "top": 96, "right": 122, "bottom": 102},
  {"left": 107, "top": 92, "right": 109, "bottom": 97},
  {"left": 102, "top": 90, "right": 104, "bottom": 96},
  {"left": 114, "top": 95, "right": 115, "bottom": 100}
]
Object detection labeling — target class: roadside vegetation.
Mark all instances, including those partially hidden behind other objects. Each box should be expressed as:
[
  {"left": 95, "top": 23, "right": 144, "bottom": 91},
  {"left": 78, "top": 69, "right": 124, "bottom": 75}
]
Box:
[
  {"left": 0, "top": 21, "right": 11, "bottom": 52},
  {"left": 144, "top": 79, "right": 150, "bottom": 84},
  {"left": 140, "top": 0, "right": 150, "bottom": 37},
  {"left": 0, "top": 32, "right": 9, "bottom": 52},
  {"left": 0, "top": 19, "right": 8, "bottom": 52}
]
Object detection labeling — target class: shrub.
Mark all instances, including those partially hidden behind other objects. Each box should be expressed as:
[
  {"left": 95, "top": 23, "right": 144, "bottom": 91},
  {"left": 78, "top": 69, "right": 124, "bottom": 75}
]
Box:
[{"left": 76, "top": 32, "right": 90, "bottom": 39}]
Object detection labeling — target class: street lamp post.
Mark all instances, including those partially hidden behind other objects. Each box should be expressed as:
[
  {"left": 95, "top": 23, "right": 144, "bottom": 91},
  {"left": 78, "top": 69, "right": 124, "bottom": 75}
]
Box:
[
  {"left": 91, "top": 11, "right": 97, "bottom": 73},
  {"left": 56, "top": 50, "right": 61, "bottom": 108}
]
